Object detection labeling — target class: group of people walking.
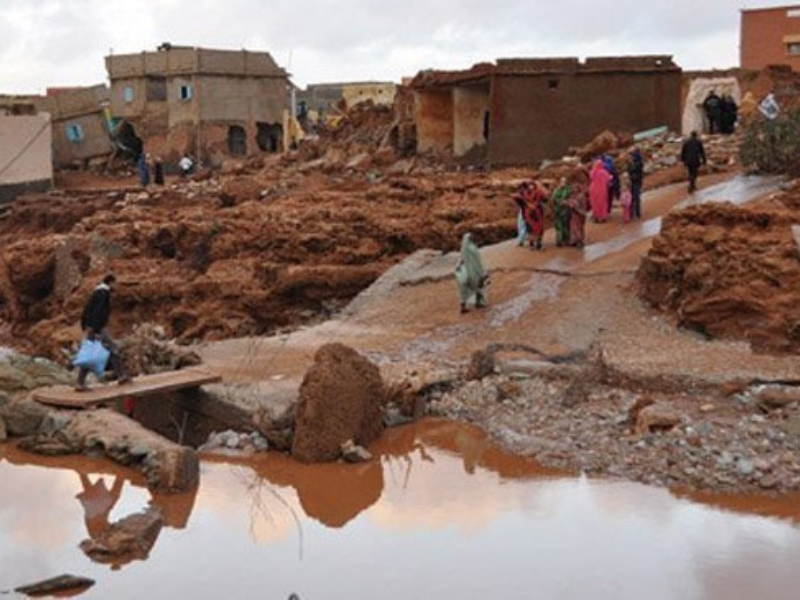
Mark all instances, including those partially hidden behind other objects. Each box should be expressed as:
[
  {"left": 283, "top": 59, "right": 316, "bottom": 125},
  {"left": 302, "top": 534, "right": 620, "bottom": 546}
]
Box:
[{"left": 512, "top": 147, "right": 645, "bottom": 256}]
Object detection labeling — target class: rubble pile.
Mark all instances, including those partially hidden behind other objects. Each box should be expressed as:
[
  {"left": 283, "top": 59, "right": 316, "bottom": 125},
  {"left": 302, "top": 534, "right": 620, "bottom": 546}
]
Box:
[
  {"left": 638, "top": 181, "right": 800, "bottom": 353},
  {"left": 430, "top": 363, "right": 800, "bottom": 492},
  {"left": 0, "top": 166, "right": 520, "bottom": 359}
]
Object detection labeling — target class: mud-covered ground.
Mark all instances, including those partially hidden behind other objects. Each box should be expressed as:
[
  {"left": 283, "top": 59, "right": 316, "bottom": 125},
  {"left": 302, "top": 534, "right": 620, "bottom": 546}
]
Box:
[{"left": 638, "top": 179, "right": 800, "bottom": 353}]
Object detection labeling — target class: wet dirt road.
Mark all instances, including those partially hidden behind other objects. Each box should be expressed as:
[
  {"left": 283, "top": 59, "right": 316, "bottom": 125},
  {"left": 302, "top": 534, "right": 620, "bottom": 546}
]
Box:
[
  {"left": 199, "top": 172, "right": 793, "bottom": 397},
  {"left": 3, "top": 420, "right": 800, "bottom": 600}
]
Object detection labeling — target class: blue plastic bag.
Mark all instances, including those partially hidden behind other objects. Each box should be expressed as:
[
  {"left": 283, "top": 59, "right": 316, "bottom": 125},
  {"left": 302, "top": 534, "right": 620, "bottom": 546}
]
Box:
[{"left": 73, "top": 338, "right": 110, "bottom": 378}]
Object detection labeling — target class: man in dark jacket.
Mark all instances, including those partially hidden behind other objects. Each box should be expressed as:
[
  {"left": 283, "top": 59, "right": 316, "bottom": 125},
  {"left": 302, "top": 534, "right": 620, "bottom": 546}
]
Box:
[
  {"left": 76, "top": 274, "right": 130, "bottom": 390},
  {"left": 703, "top": 91, "right": 723, "bottom": 134},
  {"left": 627, "top": 147, "right": 645, "bottom": 220},
  {"left": 681, "top": 131, "right": 707, "bottom": 194}
]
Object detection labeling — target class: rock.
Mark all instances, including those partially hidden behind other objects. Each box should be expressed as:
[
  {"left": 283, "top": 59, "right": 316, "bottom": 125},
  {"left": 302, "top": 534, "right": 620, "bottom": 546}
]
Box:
[
  {"left": 751, "top": 384, "right": 800, "bottom": 410},
  {"left": 0, "top": 415, "right": 6, "bottom": 441},
  {"left": 737, "top": 459, "right": 756, "bottom": 477},
  {"left": 292, "top": 344, "right": 386, "bottom": 463},
  {"left": 341, "top": 439, "right": 373, "bottom": 463},
  {"left": 700, "top": 404, "right": 715, "bottom": 414},
  {"left": 0, "top": 398, "right": 50, "bottom": 436},
  {"left": 383, "top": 407, "right": 414, "bottom": 428},
  {"left": 79, "top": 509, "right": 164, "bottom": 565},
  {"left": 15, "top": 575, "right": 94, "bottom": 597},
  {"left": 635, "top": 404, "right": 682, "bottom": 436}
]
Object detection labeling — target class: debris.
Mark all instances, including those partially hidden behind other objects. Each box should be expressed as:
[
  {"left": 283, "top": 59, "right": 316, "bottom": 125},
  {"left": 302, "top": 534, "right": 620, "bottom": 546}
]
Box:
[
  {"left": 635, "top": 404, "right": 682, "bottom": 436},
  {"left": 14, "top": 574, "right": 94, "bottom": 597},
  {"left": 341, "top": 439, "right": 373, "bottom": 463}
]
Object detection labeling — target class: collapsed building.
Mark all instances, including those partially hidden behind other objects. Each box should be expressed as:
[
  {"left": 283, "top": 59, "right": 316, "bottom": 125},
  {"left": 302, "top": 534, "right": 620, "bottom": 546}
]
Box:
[
  {"left": 411, "top": 56, "right": 682, "bottom": 166},
  {"left": 33, "top": 86, "right": 113, "bottom": 169},
  {"left": 298, "top": 81, "right": 397, "bottom": 120},
  {"left": 105, "top": 45, "right": 291, "bottom": 165}
]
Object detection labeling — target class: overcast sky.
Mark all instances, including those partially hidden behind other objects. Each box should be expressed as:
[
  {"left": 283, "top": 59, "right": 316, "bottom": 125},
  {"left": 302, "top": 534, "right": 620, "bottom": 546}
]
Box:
[{"left": 0, "top": 1, "right": 789, "bottom": 93}]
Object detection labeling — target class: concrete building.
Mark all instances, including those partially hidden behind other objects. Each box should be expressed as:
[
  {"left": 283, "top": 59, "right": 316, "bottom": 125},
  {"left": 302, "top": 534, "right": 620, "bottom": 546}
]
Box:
[
  {"left": 741, "top": 5, "right": 800, "bottom": 71},
  {"left": 0, "top": 114, "right": 53, "bottom": 203},
  {"left": 298, "top": 81, "right": 397, "bottom": 119},
  {"left": 412, "top": 56, "right": 682, "bottom": 166},
  {"left": 105, "top": 45, "right": 291, "bottom": 165},
  {"left": 33, "top": 85, "right": 113, "bottom": 168}
]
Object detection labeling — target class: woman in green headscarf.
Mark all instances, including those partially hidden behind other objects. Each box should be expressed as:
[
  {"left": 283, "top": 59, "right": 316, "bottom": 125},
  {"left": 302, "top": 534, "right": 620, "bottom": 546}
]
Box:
[
  {"left": 455, "top": 233, "right": 488, "bottom": 314},
  {"left": 552, "top": 177, "right": 572, "bottom": 247}
]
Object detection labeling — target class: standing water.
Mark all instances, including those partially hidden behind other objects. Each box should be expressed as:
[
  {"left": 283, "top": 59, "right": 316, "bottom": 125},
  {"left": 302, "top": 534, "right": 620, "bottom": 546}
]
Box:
[{"left": 3, "top": 420, "right": 800, "bottom": 600}]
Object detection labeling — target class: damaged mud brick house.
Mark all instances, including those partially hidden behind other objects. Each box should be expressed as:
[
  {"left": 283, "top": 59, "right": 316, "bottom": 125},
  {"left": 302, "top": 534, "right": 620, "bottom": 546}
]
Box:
[
  {"left": 33, "top": 85, "right": 113, "bottom": 169},
  {"left": 741, "top": 5, "right": 800, "bottom": 71},
  {"left": 105, "top": 45, "right": 291, "bottom": 165},
  {"left": 412, "top": 56, "right": 682, "bottom": 166}
]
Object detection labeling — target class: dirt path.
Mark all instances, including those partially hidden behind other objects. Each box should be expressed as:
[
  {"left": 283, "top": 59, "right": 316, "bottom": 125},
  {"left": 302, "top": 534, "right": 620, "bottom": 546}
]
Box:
[{"left": 199, "top": 171, "right": 796, "bottom": 400}]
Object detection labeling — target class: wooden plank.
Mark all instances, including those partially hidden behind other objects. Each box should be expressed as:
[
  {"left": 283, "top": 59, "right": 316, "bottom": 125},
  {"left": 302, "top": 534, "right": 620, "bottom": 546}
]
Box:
[{"left": 32, "top": 367, "right": 221, "bottom": 409}]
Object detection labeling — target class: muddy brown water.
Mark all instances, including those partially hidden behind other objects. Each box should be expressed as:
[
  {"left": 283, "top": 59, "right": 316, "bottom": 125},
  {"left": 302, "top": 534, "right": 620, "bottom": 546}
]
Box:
[{"left": 3, "top": 420, "right": 800, "bottom": 600}]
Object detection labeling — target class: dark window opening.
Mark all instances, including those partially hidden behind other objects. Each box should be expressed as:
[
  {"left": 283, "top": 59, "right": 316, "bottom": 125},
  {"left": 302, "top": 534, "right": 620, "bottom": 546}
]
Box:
[
  {"left": 228, "top": 125, "right": 247, "bottom": 156},
  {"left": 179, "top": 84, "right": 193, "bottom": 101},
  {"left": 548, "top": 79, "right": 560, "bottom": 90},
  {"left": 146, "top": 77, "right": 167, "bottom": 102},
  {"left": 256, "top": 122, "right": 283, "bottom": 153}
]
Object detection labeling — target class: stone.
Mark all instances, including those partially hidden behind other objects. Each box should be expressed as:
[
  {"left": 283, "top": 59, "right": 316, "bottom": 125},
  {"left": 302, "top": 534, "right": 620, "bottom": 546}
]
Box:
[
  {"left": 341, "top": 439, "right": 373, "bottom": 463},
  {"left": 79, "top": 509, "right": 164, "bottom": 565},
  {"left": 292, "top": 344, "right": 386, "bottom": 463},
  {"left": 0, "top": 415, "right": 6, "bottom": 441},
  {"left": 15, "top": 575, "right": 94, "bottom": 597},
  {"left": 737, "top": 459, "right": 756, "bottom": 477},
  {"left": 0, "top": 398, "right": 50, "bottom": 436},
  {"left": 635, "top": 404, "right": 682, "bottom": 436},
  {"left": 752, "top": 384, "right": 800, "bottom": 410}
]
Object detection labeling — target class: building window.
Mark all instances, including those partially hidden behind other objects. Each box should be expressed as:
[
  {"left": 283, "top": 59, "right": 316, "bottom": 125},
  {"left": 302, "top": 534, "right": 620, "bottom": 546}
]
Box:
[
  {"left": 65, "top": 123, "right": 85, "bottom": 143},
  {"left": 548, "top": 79, "right": 560, "bottom": 90},
  {"left": 788, "top": 8, "right": 800, "bottom": 18},
  {"left": 122, "top": 86, "right": 134, "bottom": 103},
  {"left": 789, "top": 43, "right": 800, "bottom": 55},
  {"left": 179, "top": 84, "right": 193, "bottom": 101}
]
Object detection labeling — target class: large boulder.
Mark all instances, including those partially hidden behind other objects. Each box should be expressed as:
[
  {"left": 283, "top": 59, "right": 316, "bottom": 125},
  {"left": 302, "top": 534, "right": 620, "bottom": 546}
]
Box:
[
  {"left": 0, "top": 349, "right": 71, "bottom": 395},
  {"left": 292, "top": 344, "right": 386, "bottom": 463},
  {"left": 0, "top": 397, "right": 50, "bottom": 436}
]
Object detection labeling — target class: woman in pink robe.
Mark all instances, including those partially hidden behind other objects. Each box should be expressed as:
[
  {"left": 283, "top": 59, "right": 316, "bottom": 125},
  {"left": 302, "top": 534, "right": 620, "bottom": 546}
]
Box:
[{"left": 589, "top": 159, "right": 612, "bottom": 223}]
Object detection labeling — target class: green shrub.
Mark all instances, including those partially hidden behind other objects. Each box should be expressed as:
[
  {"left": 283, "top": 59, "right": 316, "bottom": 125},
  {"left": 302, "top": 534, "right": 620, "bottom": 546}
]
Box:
[{"left": 741, "top": 108, "right": 800, "bottom": 177}]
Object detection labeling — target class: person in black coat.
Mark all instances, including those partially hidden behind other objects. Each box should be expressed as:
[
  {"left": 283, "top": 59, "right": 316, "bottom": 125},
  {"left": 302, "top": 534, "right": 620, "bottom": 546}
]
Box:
[
  {"left": 627, "top": 147, "right": 645, "bottom": 220},
  {"left": 681, "top": 131, "right": 707, "bottom": 194},
  {"left": 720, "top": 95, "right": 738, "bottom": 135},
  {"left": 76, "top": 274, "right": 130, "bottom": 390},
  {"left": 703, "top": 91, "right": 723, "bottom": 135}
]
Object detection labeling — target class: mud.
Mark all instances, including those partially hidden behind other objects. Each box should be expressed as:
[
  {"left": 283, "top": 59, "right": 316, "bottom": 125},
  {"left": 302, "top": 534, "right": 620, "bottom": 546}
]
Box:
[
  {"left": 4, "top": 421, "right": 800, "bottom": 599},
  {"left": 639, "top": 179, "right": 800, "bottom": 353}
]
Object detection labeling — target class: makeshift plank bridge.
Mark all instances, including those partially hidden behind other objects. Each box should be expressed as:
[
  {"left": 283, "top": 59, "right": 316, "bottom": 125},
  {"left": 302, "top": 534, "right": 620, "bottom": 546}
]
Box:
[{"left": 32, "top": 367, "right": 221, "bottom": 409}]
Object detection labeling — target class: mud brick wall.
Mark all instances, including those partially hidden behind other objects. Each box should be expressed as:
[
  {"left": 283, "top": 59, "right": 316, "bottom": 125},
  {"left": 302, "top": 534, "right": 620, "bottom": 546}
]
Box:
[{"left": 488, "top": 68, "right": 681, "bottom": 166}]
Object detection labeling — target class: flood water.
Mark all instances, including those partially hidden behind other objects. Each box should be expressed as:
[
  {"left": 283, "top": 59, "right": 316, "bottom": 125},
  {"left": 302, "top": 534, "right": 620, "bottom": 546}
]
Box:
[{"left": 3, "top": 421, "right": 800, "bottom": 599}]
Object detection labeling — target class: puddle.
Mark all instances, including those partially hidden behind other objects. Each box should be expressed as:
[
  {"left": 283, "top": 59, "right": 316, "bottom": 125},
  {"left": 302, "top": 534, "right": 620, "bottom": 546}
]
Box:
[
  {"left": 3, "top": 420, "right": 800, "bottom": 599},
  {"left": 489, "top": 273, "right": 564, "bottom": 327}
]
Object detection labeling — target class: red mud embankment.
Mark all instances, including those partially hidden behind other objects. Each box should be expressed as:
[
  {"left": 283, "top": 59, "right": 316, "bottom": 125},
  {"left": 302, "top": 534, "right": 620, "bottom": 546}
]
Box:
[{"left": 638, "top": 181, "right": 800, "bottom": 353}]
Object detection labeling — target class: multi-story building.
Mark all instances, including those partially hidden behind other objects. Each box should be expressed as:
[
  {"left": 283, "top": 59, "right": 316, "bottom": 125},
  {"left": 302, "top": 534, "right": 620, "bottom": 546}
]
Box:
[
  {"left": 741, "top": 5, "right": 800, "bottom": 71},
  {"left": 105, "top": 45, "right": 291, "bottom": 165}
]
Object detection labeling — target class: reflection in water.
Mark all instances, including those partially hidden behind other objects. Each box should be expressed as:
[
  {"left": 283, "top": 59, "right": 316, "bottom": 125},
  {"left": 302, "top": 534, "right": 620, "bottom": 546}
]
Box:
[
  {"left": 76, "top": 475, "right": 124, "bottom": 539},
  {"left": 3, "top": 421, "right": 800, "bottom": 599}
]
